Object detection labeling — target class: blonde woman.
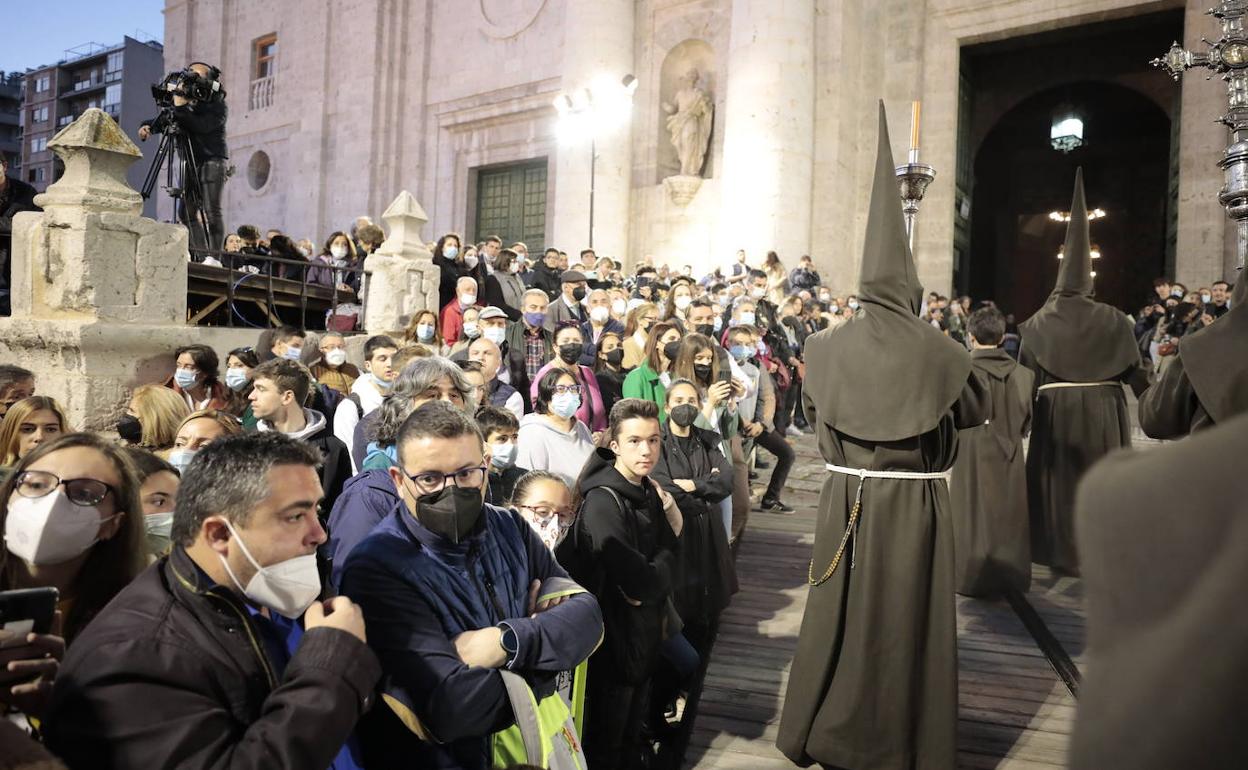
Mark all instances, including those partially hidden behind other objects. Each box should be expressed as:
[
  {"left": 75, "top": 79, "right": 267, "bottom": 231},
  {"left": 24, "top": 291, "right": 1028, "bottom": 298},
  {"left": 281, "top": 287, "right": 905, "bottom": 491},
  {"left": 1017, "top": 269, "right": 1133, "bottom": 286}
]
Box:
[
  {"left": 0, "top": 395, "right": 70, "bottom": 468},
  {"left": 118, "top": 384, "right": 190, "bottom": 457},
  {"left": 168, "top": 409, "right": 243, "bottom": 473},
  {"left": 621, "top": 302, "right": 659, "bottom": 370}
]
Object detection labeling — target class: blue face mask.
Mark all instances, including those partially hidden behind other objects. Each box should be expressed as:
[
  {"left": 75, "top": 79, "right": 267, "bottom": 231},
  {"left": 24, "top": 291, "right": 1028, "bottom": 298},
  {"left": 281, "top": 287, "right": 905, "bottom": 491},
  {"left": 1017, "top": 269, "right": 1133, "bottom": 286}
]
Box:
[
  {"left": 524, "top": 311, "right": 546, "bottom": 328},
  {"left": 550, "top": 392, "right": 581, "bottom": 419},
  {"left": 730, "top": 344, "right": 753, "bottom": 362},
  {"left": 225, "top": 368, "right": 249, "bottom": 391},
  {"left": 444, "top": 245, "right": 459, "bottom": 259},
  {"left": 283, "top": 346, "right": 303, "bottom": 361},
  {"left": 739, "top": 311, "right": 756, "bottom": 326},
  {"left": 174, "top": 369, "right": 199, "bottom": 389},
  {"left": 416, "top": 323, "right": 435, "bottom": 341},
  {"left": 713, "top": 316, "right": 723, "bottom": 332}
]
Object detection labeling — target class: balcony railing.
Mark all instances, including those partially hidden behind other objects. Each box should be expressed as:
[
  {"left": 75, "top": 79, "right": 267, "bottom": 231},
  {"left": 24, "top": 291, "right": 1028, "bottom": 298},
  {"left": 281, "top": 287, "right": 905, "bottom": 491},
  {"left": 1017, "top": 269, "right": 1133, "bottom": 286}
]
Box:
[{"left": 249, "top": 76, "right": 275, "bottom": 111}]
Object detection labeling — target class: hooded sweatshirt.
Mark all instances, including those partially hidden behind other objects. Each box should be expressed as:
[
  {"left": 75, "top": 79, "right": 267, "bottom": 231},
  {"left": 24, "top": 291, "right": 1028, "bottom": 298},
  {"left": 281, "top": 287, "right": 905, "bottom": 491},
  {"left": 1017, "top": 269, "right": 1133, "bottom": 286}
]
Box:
[
  {"left": 514, "top": 412, "right": 596, "bottom": 486},
  {"left": 257, "top": 407, "right": 353, "bottom": 516},
  {"left": 324, "top": 469, "right": 400, "bottom": 588}
]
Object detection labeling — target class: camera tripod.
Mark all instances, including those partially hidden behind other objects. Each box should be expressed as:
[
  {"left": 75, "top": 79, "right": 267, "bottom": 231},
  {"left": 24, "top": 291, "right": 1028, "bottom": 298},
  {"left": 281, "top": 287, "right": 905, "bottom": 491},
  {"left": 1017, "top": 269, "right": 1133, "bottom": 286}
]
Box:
[{"left": 140, "top": 118, "right": 211, "bottom": 252}]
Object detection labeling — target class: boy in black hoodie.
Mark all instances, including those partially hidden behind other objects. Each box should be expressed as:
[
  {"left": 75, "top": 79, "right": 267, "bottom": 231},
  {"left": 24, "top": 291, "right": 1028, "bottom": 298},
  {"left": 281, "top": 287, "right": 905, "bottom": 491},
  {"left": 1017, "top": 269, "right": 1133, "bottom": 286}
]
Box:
[{"left": 556, "top": 398, "right": 684, "bottom": 770}]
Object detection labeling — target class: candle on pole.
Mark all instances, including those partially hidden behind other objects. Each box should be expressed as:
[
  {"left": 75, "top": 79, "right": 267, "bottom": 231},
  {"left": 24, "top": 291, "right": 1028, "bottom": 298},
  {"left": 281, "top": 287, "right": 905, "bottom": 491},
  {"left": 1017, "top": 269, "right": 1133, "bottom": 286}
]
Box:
[{"left": 896, "top": 99, "right": 935, "bottom": 253}]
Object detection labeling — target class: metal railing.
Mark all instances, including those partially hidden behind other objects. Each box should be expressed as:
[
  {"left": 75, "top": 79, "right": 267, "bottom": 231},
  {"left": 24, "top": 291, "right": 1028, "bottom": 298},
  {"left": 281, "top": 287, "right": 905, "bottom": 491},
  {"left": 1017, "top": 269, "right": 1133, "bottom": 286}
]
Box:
[
  {"left": 188, "top": 247, "right": 369, "bottom": 330},
  {"left": 249, "top": 76, "right": 275, "bottom": 111}
]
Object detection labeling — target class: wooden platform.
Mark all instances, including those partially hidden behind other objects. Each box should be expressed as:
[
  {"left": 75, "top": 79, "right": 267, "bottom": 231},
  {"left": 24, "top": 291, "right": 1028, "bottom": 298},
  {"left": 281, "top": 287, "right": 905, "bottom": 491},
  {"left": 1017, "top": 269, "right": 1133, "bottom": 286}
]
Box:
[{"left": 686, "top": 436, "right": 1086, "bottom": 770}]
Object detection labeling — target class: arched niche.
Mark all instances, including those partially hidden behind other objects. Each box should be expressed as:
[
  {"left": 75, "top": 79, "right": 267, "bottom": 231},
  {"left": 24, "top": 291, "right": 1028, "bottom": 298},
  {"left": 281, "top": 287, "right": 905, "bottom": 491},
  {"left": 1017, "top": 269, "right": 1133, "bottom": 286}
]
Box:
[{"left": 657, "top": 39, "right": 716, "bottom": 183}]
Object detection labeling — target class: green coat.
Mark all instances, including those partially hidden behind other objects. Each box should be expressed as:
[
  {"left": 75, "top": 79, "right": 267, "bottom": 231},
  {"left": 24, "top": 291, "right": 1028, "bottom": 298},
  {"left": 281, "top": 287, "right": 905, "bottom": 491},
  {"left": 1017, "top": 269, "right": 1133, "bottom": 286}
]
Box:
[{"left": 621, "top": 362, "right": 668, "bottom": 422}]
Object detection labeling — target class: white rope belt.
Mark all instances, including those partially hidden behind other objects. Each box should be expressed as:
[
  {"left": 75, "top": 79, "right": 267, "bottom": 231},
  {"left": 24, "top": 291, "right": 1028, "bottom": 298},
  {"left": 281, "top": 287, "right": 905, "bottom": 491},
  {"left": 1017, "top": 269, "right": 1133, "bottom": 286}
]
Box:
[
  {"left": 810, "top": 464, "right": 952, "bottom": 587},
  {"left": 824, "top": 463, "right": 951, "bottom": 482},
  {"left": 1037, "top": 381, "right": 1118, "bottom": 392}
]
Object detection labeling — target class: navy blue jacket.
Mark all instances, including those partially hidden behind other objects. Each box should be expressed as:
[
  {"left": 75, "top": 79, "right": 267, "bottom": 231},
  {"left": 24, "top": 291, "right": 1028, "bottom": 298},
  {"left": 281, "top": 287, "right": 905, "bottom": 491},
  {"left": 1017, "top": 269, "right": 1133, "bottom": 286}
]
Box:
[
  {"left": 325, "top": 469, "right": 399, "bottom": 588},
  {"left": 340, "top": 503, "right": 602, "bottom": 770}
]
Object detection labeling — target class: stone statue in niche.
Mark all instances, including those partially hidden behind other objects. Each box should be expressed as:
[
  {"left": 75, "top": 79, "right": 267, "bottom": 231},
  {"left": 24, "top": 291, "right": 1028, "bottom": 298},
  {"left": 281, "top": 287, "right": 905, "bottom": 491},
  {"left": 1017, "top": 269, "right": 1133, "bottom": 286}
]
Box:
[{"left": 663, "top": 69, "right": 713, "bottom": 178}]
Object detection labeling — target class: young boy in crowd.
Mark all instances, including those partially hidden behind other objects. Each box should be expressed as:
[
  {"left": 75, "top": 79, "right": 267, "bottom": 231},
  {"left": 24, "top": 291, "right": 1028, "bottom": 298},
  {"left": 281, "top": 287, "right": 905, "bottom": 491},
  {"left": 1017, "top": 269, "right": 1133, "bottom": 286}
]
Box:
[{"left": 475, "top": 405, "right": 526, "bottom": 506}]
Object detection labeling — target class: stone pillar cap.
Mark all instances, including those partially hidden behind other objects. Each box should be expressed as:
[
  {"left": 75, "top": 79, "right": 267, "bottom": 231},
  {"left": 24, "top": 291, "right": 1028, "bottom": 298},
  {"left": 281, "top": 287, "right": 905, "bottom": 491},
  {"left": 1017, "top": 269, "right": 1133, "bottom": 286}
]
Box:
[{"left": 50, "top": 108, "right": 142, "bottom": 158}]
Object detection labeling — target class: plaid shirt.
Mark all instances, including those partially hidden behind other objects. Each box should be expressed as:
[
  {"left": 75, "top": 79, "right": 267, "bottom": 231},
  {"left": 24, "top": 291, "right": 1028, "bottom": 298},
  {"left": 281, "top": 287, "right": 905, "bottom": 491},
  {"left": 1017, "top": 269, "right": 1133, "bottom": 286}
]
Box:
[{"left": 524, "top": 327, "right": 546, "bottom": 380}]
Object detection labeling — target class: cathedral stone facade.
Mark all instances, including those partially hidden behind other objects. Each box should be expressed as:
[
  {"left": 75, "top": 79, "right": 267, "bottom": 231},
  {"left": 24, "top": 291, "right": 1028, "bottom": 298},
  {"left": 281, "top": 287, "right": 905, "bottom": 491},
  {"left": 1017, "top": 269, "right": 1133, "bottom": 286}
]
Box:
[{"left": 161, "top": 0, "right": 1233, "bottom": 296}]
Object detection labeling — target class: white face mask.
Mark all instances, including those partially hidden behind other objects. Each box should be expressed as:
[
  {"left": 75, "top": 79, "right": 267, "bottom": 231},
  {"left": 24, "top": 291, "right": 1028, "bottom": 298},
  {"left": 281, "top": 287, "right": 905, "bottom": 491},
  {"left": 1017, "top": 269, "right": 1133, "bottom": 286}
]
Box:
[
  {"left": 522, "top": 510, "right": 567, "bottom": 552},
  {"left": 612, "top": 299, "right": 628, "bottom": 316},
  {"left": 225, "top": 367, "right": 250, "bottom": 391},
  {"left": 145, "top": 512, "right": 174, "bottom": 554},
  {"left": 330, "top": 245, "right": 348, "bottom": 260},
  {"left": 739, "top": 311, "right": 756, "bottom": 326},
  {"left": 460, "top": 293, "right": 477, "bottom": 308},
  {"left": 168, "top": 448, "right": 197, "bottom": 475},
  {"left": 491, "top": 441, "right": 518, "bottom": 469},
  {"left": 5, "top": 489, "right": 113, "bottom": 566},
  {"left": 464, "top": 254, "right": 479, "bottom": 269},
  {"left": 217, "top": 519, "right": 321, "bottom": 619},
  {"left": 324, "top": 348, "right": 348, "bottom": 367},
  {"left": 283, "top": 346, "right": 303, "bottom": 361},
  {"left": 751, "top": 287, "right": 767, "bottom": 300},
  {"left": 462, "top": 322, "right": 481, "bottom": 339},
  {"left": 483, "top": 326, "right": 507, "bottom": 345},
  {"left": 674, "top": 295, "right": 692, "bottom": 311},
  {"left": 590, "top": 306, "right": 611, "bottom": 324},
  {"left": 510, "top": 262, "right": 524, "bottom": 274}
]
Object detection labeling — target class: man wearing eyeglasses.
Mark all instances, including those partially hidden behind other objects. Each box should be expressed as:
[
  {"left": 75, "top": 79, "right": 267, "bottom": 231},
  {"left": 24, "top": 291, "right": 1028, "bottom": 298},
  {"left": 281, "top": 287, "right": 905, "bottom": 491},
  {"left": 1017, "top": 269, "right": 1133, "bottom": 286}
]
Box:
[{"left": 339, "top": 401, "right": 602, "bottom": 769}]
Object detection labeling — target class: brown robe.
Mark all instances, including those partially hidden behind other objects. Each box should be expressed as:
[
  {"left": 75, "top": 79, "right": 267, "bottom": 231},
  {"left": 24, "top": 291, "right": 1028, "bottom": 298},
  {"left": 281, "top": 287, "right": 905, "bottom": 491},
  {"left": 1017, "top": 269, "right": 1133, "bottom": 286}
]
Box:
[
  {"left": 778, "top": 103, "right": 989, "bottom": 770},
  {"left": 1018, "top": 169, "right": 1146, "bottom": 575},
  {"left": 1070, "top": 410, "right": 1248, "bottom": 769},
  {"left": 950, "top": 348, "right": 1033, "bottom": 596}
]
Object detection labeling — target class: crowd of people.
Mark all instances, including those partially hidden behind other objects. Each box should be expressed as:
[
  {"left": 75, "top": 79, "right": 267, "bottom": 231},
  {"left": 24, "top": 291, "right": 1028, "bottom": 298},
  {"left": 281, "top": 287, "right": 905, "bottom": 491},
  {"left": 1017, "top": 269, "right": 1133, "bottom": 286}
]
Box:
[
  {"left": 0, "top": 242, "right": 875, "bottom": 770},
  {"left": 0, "top": 201, "right": 1240, "bottom": 769}
]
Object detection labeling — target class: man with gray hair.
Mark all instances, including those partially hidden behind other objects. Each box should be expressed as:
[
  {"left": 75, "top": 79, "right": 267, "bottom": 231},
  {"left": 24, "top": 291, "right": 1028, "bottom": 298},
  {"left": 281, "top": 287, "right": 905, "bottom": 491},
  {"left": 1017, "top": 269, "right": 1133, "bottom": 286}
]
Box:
[
  {"left": 47, "top": 432, "right": 381, "bottom": 768},
  {"left": 440, "top": 275, "right": 482, "bottom": 346}
]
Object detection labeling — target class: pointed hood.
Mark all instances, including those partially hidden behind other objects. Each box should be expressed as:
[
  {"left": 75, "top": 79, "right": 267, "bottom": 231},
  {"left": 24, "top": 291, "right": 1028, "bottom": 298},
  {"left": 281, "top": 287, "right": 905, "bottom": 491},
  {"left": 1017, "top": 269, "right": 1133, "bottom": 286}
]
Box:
[
  {"left": 1053, "top": 169, "right": 1094, "bottom": 297},
  {"left": 800, "top": 102, "right": 972, "bottom": 442},
  {"left": 1019, "top": 170, "right": 1141, "bottom": 382},
  {"left": 1178, "top": 271, "right": 1248, "bottom": 423},
  {"left": 860, "top": 102, "right": 924, "bottom": 315}
]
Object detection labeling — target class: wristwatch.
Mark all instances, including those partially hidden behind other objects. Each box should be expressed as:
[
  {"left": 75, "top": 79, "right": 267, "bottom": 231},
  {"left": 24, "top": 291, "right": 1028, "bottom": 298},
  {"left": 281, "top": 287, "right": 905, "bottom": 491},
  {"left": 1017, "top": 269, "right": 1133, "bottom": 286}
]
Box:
[{"left": 498, "top": 623, "right": 518, "bottom": 664}]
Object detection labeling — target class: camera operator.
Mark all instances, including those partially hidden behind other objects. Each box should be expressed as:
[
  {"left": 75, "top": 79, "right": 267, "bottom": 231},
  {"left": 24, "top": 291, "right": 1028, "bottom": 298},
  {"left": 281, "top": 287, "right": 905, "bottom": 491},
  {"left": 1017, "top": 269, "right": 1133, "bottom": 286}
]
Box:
[{"left": 138, "top": 62, "right": 228, "bottom": 252}]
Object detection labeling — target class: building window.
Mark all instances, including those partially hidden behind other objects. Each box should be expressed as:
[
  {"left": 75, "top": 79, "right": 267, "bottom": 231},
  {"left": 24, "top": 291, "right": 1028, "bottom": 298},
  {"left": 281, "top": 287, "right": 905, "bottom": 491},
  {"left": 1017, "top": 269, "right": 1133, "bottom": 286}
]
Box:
[
  {"left": 34, "top": 75, "right": 50, "bottom": 93},
  {"left": 28, "top": 167, "right": 45, "bottom": 183},
  {"left": 31, "top": 106, "right": 48, "bottom": 123},
  {"left": 253, "top": 34, "right": 277, "bottom": 80},
  {"left": 107, "top": 51, "right": 124, "bottom": 73},
  {"left": 32, "top": 137, "right": 48, "bottom": 153},
  {"left": 247, "top": 150, "right": 271, "bottom": 190},
  {"left": 104, "top": 84, "right": 121, "bottom": 106}
]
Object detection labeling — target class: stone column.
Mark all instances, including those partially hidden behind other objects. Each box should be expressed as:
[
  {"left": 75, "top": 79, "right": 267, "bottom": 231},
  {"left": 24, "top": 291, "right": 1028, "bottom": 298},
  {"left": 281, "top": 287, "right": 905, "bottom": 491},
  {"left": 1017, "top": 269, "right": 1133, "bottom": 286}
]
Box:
[
  {"left": 1175, "top": 0, "right": 1235, "bottom": 285},
  {"left": 717, "top": 0, "right": 816, "bottom": 266},
  {"left": 550, "top": 0, "right": 635, "bottom": 260},
  {"left": 0, "top": 109, "right": 193, "bottom": 431},
  {"left": 361, "top": 190, "right": 440, "bottom": 338}
]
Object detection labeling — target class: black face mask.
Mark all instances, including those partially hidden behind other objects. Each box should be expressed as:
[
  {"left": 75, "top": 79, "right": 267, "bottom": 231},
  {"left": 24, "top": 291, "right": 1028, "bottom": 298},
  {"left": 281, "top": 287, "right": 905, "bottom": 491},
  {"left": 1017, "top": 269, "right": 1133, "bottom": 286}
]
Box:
[
  {"left": 413, "top": 485, "right": 484, "bottom": 544},
  {"left": 117, "top": 414, "right": 143, "bottom": 444},
  {"left": 670, "top": 403, "right": 699, "bottom": 428},
  {"left": 571, "top": 286, "right": 587, "bottom": 302},
  {"left": 604, "top": 348, "right": 624, "bottom": 367},
  {"left": 558, "top": 343, "right": 583, "bottom": 365},
  {"left": 694, "top": 324, "right": 715, "bottom": 338},
  {"left": 693, "top": 363, "right": 713, "bottom": 383},
  {"left": 662, "top": 341, "right": 681, "bottom": 362}
]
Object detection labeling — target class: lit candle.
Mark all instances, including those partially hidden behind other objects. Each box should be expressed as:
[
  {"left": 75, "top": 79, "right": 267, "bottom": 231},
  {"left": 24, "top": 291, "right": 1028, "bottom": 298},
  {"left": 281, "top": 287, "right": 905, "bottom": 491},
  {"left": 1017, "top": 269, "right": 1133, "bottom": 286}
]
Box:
[{"left": 910, "top": 100, "right": 921, "bottom": 152}]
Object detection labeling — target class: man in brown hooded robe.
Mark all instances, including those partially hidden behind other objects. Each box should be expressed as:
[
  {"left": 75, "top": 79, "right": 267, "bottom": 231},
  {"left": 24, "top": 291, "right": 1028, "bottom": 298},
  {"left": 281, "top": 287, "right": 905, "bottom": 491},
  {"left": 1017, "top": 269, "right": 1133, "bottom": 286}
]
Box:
[
  {"left": 777, "top": 103, "right": 989, "bottom": 770},
  {"left": 1018, "top": 169, "right": 1148, "bottom": 576},
  {"left": 1069, "top": 409, "right": 1248, "bottom": 770},
  {"left": 950, "top": 305, "right": 1034, "bottom": 597},
  {"left": 1138, "top": 274, "right": 1248, "bottom": 437}
]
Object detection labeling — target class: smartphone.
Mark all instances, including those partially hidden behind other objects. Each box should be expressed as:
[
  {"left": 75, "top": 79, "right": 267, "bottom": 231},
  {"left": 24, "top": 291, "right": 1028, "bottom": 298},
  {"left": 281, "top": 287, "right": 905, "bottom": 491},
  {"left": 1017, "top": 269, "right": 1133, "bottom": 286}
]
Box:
[
  {"left": 716, "top": 367, "right": 733, "bottom": 385},
  {"left": 0, "top": 587, "right": 59, "bottom": 649}
]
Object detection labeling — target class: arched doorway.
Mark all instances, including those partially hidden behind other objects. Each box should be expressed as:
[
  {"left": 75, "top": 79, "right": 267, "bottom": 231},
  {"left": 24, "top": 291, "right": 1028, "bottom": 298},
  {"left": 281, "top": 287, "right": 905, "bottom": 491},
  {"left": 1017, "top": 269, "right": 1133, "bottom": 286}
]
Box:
[{"left": 965, "top": 82, "right": 1172, "bottom": 318}]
